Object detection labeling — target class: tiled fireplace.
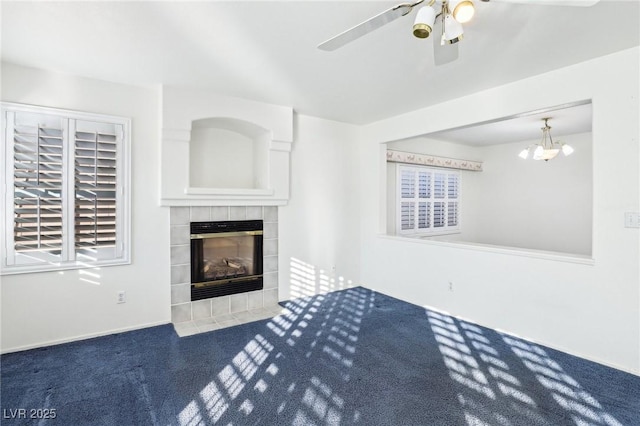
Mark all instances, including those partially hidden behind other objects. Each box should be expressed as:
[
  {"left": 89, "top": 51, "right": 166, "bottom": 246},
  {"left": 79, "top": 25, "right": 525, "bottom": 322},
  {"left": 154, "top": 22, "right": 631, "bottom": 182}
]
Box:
[
  {"left": 160, "top": 86, "right": 292, "bottom": 330},
  {"left": 170, "top": 205, "right": 279, "bottom": 323}
]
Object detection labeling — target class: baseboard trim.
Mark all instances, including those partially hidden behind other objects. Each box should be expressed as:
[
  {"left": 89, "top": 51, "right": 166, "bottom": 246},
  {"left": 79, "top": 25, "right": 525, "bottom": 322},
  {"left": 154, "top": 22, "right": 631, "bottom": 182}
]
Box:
[
  {"left": 0, "top": 320, "right": 170, "bottom": 355},
  {"left": 418, "top": 302, "right": 640, "bottom": 377}
]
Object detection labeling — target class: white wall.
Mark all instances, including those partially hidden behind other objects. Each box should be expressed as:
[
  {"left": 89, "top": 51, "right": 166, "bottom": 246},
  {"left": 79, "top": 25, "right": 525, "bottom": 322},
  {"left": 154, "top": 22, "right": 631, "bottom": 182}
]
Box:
[
  {"left": 278, "top": 114, "right": 361, "bottom": 300},
  {"left": 469, "top": 132, "right": 592, "bottom": 255},
  {"left": 358, "top": 47, "right": 640, "bottom": 373},
  {"left": 0, "top": 63, "right": 170, "bottom": 352}
]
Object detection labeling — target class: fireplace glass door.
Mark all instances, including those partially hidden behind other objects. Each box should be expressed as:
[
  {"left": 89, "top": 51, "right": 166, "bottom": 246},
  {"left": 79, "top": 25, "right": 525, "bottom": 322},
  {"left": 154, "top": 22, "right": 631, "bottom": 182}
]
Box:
[{"left": 191, "top": 220, "right": 263, "bottom": 300}]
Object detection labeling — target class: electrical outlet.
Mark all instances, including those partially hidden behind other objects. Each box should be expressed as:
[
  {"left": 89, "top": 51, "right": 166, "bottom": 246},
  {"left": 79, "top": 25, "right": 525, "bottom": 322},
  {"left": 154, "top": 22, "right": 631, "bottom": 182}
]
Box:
[
  {"left": 449, "top": 281, "right": 454, "bottom": 291},
  {"left": 117, "top": 291, "right": 126, "bottom": 304},
  {"left": 624, "top": 212, "right": 640, "bottom": 228}
]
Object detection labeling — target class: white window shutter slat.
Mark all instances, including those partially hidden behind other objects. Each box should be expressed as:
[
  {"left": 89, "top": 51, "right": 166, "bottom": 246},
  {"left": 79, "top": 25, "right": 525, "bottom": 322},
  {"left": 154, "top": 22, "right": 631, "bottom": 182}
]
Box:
[
  {"left": 396, "top": 164, "right": 460, "bottom": 235},
  {"left": 400, "top": 201, "right": 415, "bottom": 230},
  {"left": 418, "top": 172, "right": 431, "bottom": 199},
  {"left": 12, "top": 112, "right": 64, "bottom": 255},
  {"left": 401, "top": 169, "right": 415, "bottom": 198},
  {"left": 418, "top": 202, "right": 430, "bottom": 229},
  {"left": 448, "top": 202, "right": 458, "bottom": 226},
  {"left": 74, "top": 121, "right": 119, "bottom": 251},
  {"left": 434, "top": 173, "right": 446, "bottom": 199}
]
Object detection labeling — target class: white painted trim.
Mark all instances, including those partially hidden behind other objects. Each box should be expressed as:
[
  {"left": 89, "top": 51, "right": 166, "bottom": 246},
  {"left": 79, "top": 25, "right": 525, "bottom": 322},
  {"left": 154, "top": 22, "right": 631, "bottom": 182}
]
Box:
[
  {"left": 185, "top": 187, "right": 274, "bottom": 196},
  {"left": 379, "top": 234, "right": 595, "bottom": 265},
  {"left": 160, "top": 198, "right": 288, "bottom": 207},
  {"left": 0, "top": 320, "right": 170, "bottom": 354},
  {"left": 0, "top": 258, "right": 132, "bottom": 276},
  {"left": 269, "top": 139, "right": 293, "bottom": 152}
]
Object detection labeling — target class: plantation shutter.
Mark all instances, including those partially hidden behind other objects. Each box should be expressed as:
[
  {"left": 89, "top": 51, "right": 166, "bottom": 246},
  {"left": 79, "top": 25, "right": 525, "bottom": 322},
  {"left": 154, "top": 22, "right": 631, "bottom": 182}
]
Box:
[
  {"left": 74, "top": 121, "right": 120, "bottom": 252},
  {"left": 447, "top": 174, "right": 460, "bottom": 226},
  {"left": 2, "top": 102, "right": 130, "bottom": 274},
  {"left": 11, "top": 112, "right": 65, "bottom": 255},
  {"left": 396, "top": 164, "right": 461, "bottom": 235},
  {"left": 418, "top": 171, "right": 431, "bottom": 230},
  {"left": 400, "top": 169, "right": 416, "bottom": 231}
]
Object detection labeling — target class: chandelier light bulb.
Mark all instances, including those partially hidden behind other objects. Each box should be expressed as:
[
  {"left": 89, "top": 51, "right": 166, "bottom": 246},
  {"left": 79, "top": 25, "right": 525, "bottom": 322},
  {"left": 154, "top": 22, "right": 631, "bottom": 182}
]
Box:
[
  {"left": 518, "top": 149, "right": 529, "bottom": 159},
  {"left": 533, "top": 145, "right": 544, "bottom": 160},
  {"left": 562, "top": 144, "right": 574, "bottom": 156}
]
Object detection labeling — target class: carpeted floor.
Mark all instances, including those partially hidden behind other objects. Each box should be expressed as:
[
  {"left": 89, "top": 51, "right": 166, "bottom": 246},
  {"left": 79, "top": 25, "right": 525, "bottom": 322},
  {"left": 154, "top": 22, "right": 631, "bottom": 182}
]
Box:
[{"left": 1, "top": 287, "right": 639, "bottom": 425}]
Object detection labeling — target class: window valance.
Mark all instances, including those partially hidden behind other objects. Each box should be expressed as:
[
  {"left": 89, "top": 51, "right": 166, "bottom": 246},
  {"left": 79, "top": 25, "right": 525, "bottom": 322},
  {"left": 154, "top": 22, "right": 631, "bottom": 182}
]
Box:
[{"left": 386, "top": 149, "right": 483, "bottom": 172}]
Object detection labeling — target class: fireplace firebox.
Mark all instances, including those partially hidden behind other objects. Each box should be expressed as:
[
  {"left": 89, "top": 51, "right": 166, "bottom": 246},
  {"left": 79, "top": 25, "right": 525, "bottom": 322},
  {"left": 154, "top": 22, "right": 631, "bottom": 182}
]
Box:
[{"left": 190, "top": 220, "right": 263, "bottom": 301}]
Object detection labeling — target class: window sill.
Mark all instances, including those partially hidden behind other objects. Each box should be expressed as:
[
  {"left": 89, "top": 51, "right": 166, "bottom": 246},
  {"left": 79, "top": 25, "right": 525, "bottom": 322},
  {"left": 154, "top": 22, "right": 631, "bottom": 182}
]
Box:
[
  {"left": 1, "top": 258, "right": 131, "bottom": 276},
  {"left": 398, "top": 230, "right": 461, "bottom": 238},
  {"left": 379, "top": 234, "right": 594, "bottom": 265}
]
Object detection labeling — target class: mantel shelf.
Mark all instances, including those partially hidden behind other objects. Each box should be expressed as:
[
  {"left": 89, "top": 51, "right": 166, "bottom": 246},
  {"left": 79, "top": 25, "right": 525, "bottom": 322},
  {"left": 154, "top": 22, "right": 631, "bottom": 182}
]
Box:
[{"left": 184, "top": 187, "right": 275, "bottom": 197}]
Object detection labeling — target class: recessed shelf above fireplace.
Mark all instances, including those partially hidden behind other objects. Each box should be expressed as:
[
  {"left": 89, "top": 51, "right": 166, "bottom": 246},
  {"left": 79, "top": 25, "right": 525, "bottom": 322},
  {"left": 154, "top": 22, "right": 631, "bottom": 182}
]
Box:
[
  {"left": 189, "top": 117, "right": 269, "bottom": 190},
  {"left": 160, "top": 86, "right": 293, "bottom": 207}
]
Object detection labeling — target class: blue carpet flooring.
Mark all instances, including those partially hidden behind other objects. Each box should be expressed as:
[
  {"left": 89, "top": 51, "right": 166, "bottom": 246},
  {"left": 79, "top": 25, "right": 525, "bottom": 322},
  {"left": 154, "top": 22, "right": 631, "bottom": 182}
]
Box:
[{"left": 1, "top": 287, "right": 639, "bottom": 425}]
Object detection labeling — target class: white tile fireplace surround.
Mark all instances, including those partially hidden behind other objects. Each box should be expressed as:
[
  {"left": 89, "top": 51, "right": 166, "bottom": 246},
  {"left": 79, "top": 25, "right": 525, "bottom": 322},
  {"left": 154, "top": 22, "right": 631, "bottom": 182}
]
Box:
[{"left": 169, "top": 205, "right": 279, "bottom": 327}]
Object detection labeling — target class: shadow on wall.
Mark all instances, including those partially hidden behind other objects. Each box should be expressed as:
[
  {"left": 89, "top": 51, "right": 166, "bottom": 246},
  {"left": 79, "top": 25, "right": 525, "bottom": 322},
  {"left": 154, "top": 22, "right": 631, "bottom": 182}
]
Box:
[{"left": 289, "top": 257, "right": 355, "bottom": 299}]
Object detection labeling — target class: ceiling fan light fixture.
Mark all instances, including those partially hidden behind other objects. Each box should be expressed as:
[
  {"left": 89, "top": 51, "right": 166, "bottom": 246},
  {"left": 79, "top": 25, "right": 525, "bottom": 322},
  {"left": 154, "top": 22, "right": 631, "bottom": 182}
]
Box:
[
  {"left": 443, "top": 13, "right": 464, "bottom": 44},
  {"left": 450, "top": 0, "right": 475, "bottom": 23},
  {"left": 413, "top": 6, "right": 437, "bottom": 39}
]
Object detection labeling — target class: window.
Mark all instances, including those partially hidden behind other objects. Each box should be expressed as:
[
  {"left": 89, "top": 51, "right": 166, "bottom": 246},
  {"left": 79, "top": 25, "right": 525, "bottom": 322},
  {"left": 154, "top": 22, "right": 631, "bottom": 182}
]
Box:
[
  {"left": 397, "top": 164, "right": 460, "bottom": 235},
  {"left": 1, "top": 103, "right": 130, "bottom": 274}
]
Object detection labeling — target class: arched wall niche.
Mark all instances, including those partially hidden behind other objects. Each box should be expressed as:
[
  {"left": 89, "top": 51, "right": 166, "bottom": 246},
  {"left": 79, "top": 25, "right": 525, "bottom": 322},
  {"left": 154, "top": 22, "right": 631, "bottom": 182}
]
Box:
[
  {"left": 189, "top": 117, "right": 270, "bottom": 190},
  {"left": 159, "top": 85, "right": 293, "bottom": 206}
]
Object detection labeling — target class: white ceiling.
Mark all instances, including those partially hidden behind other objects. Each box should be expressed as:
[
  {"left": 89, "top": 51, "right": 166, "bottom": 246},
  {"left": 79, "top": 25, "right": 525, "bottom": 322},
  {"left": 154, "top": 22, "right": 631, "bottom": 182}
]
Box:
[
  {"left": 1, "top": 0, "right": 638, "bottom": 127},
  {"left": 426, "top": 100, "right": 593, "bottom": 146}
]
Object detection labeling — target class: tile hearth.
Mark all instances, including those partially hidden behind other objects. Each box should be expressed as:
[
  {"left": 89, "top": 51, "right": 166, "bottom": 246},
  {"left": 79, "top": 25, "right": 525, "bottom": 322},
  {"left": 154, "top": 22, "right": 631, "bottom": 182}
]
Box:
[{"left": 173, "top": 304, "right": 288, "bottom": 337}]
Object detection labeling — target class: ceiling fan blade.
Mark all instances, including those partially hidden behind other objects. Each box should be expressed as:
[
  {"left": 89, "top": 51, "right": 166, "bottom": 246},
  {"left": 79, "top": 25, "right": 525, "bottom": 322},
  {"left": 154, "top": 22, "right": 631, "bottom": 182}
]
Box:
[
  {"left": 318, "top": 3, "right": 414, "bottom": 51},
  {"left": 433, "top": 33, "right": 459, "bottom": 66},
  {"left": 486, "top": 0, "right": 600, "bottom": 6}
]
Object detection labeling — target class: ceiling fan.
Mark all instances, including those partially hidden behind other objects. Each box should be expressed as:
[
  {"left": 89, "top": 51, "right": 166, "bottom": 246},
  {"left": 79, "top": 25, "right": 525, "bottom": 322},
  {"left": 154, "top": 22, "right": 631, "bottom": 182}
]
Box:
[{"left": 318, "top": 0, "right": 601, "bottom": 65}]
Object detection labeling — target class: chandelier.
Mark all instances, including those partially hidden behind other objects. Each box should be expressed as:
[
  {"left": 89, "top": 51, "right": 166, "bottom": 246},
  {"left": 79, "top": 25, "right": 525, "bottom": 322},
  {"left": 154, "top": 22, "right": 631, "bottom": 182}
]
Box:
[{"left": 518, "top": 118, "right": 574, "bottom": 161}]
